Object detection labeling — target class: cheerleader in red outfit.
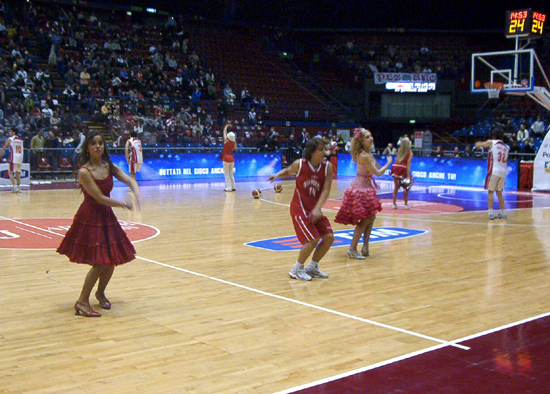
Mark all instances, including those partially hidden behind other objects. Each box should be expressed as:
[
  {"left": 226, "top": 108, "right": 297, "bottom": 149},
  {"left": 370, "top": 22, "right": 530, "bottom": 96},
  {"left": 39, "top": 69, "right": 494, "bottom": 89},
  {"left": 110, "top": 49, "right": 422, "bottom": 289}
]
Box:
[
  {"left": 269, "top": 138, "right": 334, "bottom": 281},
  {"left": 390, "top": 137, "right": 413, "bottom": 209},
  {"left": 57, "top": 131, "right": 141, "bottom": 317},
  {"left": 335, "top": 129, "right": 392, "bottom": 259}
]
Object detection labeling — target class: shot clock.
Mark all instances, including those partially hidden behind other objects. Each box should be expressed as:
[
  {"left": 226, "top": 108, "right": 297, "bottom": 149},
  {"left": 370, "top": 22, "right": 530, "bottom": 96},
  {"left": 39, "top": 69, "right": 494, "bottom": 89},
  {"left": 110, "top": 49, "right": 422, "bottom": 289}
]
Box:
[{"left": 505, "top": 9, "right": 546, "bottom": 39}]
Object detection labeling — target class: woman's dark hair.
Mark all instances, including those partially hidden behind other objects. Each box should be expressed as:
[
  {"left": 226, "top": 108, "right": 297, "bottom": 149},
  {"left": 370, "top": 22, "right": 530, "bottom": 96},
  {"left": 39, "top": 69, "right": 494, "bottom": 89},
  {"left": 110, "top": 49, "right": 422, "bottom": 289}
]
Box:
[
  {"left": 77, "top": 130, "right": 113, "bottom": 170},
  {"left": 303, "top": 137, "right": 327, "bottom": 161}
]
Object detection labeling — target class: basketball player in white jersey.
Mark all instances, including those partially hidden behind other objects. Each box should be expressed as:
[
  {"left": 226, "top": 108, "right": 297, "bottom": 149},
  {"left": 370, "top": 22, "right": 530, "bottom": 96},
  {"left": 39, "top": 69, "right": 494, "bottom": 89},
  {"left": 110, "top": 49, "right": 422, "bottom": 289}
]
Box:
[
  {"left": 124, "top": 130, "right": 143, "bottom": 184},
  {"left": 475, "top": 129, "right": 510, "bottom": 219},
  {"left": 0, "top": 128, "right": 24, "bottom": 193}
]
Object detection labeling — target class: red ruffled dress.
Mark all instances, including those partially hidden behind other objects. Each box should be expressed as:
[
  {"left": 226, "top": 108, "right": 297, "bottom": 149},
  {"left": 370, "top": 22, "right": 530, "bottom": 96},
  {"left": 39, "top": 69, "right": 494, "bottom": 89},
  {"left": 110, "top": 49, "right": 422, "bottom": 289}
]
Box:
[
  {"left": 57, "top": 168, "right": 136, "bottom": 266},
  {"left": 335, "top": 152, "right": 382, "bottom": 226}
]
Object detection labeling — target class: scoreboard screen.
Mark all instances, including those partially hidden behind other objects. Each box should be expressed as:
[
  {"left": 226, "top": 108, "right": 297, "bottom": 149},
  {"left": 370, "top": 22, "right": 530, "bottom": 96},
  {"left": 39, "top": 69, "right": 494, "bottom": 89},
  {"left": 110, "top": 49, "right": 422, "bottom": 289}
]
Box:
[{"left": 505, "top": 9, "right": 546, "bottom": 39}]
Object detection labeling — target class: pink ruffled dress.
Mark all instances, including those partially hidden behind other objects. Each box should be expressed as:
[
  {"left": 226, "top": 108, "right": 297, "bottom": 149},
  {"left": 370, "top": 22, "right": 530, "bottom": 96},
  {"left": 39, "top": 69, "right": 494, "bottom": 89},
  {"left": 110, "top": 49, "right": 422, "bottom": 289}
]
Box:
[
  {"left": 57, "top": 168, "right": 136, "bottom": 266},
  {"left": 335, "top": 152, "right": 382, "bottom": 226}
]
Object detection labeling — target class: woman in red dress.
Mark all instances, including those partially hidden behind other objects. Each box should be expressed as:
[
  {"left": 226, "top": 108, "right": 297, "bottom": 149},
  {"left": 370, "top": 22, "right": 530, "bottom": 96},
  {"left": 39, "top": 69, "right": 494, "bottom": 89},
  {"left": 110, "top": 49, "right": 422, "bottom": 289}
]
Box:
[
  {"left": 57, "top": 131, "right": 141, "bottom": 317},
  {"left": 390, "top": 137, "right": 413, "bottom": 209},
  {"left": 335, "top": 128, "right": 392, "bottom": 259}
]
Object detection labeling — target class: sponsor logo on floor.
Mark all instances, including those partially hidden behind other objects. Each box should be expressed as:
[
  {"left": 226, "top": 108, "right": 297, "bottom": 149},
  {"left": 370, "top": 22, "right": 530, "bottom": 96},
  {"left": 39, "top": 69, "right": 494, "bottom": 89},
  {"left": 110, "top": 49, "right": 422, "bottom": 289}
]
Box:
[{"left": 245, "top": 227, "right": 427, "bottom": 251}]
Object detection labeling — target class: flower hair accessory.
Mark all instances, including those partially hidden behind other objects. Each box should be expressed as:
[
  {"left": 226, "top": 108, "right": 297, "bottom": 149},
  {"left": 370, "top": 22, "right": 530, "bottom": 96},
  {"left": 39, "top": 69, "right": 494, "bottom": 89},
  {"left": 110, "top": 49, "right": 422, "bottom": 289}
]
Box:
[{"left": 353, "top": 128, "right": 363, "bottom": 139}]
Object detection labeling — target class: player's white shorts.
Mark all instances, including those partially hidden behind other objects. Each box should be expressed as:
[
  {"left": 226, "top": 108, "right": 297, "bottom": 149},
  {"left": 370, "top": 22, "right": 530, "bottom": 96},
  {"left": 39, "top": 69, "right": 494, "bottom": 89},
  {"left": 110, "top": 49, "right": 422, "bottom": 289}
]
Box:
[
  {"left": 10, "top": 163, "right": 22, "bottom": 173},
  {"left": 129, "top": 162, "right": 142, "bottom": 173},
  {"left": 485, "top": 175, "right": 505, "bottom": 191}
]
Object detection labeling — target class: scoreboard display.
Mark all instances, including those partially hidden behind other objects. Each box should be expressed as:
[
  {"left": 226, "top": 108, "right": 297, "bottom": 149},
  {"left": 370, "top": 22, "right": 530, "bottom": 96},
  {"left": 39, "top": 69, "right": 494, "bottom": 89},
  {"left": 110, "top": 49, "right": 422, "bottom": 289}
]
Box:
[{"left": 505, "top": 9, "right": 546, "bottom": 39}]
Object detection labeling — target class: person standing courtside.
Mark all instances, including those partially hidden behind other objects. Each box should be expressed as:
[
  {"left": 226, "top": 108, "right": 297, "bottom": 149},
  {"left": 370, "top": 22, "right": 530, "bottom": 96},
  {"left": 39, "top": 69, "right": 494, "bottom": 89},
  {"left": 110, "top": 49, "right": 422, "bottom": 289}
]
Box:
[
  {"left": 475, "top": 129, "right": 510, "bottom": 220},
  {"left": 124, "top": 130, "right": 143, "bottom": 184},
  {"left": 221, "top": 122, "right": 236, "bottom": 192},
  {"left": 0, "top": 128, "right": 24, "bottom": 193},
  {"left": 390, "top": 137, "right": 413, "bottom": 209},
  {"left": 269, "top": 138, "right": 334, "bottom": 281}
]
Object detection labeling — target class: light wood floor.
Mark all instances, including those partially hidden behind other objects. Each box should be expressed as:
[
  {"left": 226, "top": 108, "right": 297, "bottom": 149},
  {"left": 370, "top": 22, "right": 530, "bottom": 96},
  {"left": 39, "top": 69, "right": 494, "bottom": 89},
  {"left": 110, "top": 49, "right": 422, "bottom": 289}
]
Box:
[{"left": 1, "top": 180, "right": 550, "bottom": 393}]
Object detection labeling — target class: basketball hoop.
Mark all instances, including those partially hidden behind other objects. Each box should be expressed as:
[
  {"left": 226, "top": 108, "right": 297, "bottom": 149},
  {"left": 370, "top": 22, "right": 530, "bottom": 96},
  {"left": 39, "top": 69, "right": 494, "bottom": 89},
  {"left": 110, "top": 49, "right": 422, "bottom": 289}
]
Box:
[{"left": 484, "top": 82, "right": 504, "bottom": 99}]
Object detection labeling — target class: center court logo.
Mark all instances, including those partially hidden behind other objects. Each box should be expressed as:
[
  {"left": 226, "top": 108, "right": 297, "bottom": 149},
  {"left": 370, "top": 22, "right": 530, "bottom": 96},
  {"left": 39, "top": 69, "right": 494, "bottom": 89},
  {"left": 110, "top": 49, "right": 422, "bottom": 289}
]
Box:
[
  {"left": 245, "top": 227, "right": 427, "bottom": 251},
  {"left": 0, "top": 218, "right": 159, "bottom": 250}
]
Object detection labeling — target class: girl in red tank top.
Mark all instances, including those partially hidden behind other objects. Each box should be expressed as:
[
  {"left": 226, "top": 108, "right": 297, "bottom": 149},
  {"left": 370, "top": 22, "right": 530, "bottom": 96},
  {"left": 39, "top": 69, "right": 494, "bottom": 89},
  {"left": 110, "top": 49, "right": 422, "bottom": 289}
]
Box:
[{"left": 269, "top": 137, "right": 334, "bottom": 281}]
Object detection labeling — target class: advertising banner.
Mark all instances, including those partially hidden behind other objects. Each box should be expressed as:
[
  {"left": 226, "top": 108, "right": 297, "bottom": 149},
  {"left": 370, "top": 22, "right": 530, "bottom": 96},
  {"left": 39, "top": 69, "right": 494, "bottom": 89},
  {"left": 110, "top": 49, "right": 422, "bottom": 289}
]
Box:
[
  {"left": 110, "top": 152, "right": 282, "bottom": 181},
  {"left": 0, "top": 163, "right": 31, "bottom": 187},
  {"left": 532, "top": 132, "right": 550, "bottom": 191},
  {"left": 337, "top": 154, "right": 518, "bottom": 189}
]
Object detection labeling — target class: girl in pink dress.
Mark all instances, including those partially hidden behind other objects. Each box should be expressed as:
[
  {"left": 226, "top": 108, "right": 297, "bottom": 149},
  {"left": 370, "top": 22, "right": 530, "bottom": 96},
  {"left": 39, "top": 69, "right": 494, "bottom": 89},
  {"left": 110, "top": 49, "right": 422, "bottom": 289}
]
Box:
[
  {"left": 390, "top": 137, "right": 413, "bottom": 209},
  {"left": 335, "top": 129, "right": 392, "bottom": 259},
  {"left": 57, "top": 131, "right": 141, "bottom": 317}
]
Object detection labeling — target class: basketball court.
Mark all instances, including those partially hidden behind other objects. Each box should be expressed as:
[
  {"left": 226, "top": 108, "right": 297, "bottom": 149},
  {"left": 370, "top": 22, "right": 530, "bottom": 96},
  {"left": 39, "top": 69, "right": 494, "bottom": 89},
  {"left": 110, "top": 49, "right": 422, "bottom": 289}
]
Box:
[{"left": 1, "top": 176, "right": 550, "bottom": 393}]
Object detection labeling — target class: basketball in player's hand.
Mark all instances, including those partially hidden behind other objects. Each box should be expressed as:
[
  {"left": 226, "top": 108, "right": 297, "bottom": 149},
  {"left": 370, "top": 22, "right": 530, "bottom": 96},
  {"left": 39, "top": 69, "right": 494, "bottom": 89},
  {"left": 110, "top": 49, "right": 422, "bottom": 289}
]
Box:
[
  {"left": 252, "top": 189, "right": 262, "bottom": 199},
  {"left": 274, "top": 183, "right": 283, "bottom": 193}
]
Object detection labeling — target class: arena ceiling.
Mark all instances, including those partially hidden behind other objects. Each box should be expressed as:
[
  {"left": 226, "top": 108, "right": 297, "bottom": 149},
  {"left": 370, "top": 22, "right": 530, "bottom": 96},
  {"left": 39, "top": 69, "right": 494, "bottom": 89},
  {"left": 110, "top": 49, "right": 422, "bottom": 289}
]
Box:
[{"left": 121, "top": 0, "right": 549, "bottom": 31}]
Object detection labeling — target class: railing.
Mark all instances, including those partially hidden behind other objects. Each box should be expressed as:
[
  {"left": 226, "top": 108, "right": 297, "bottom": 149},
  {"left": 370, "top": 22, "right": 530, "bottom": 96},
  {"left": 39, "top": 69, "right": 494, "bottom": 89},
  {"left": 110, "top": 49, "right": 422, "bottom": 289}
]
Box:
[
  {"left": 22, "top": 146, "right": 277, "bottom": 180},
  {"left": 9, "top": 147, "right": 535, "bottom": 180}
]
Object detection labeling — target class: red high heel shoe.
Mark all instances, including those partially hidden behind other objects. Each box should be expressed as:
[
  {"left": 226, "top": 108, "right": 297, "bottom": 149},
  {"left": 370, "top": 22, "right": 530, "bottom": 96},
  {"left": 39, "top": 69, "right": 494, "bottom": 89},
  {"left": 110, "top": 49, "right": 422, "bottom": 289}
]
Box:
[
  {"left": 74, "top": 301, "right": 101, "bottom": 317},
  {"left": 95, "top": 292, "right": 111, "bottom": 309}
]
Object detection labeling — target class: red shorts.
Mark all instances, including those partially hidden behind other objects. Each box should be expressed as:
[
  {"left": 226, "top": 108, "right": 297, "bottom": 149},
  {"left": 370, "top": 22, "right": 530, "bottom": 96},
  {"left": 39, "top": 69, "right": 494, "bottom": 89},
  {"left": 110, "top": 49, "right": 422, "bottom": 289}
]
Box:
[{"left": 291, "top": 212, "right": 333, "bottom": 245}]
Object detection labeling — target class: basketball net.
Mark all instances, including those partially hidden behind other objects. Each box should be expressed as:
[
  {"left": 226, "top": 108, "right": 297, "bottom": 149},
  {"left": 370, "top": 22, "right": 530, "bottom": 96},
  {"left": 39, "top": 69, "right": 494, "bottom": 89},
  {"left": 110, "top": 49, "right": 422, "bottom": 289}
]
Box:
[{"left": 484, "top": 82, "right": 504, "bottom": 99}]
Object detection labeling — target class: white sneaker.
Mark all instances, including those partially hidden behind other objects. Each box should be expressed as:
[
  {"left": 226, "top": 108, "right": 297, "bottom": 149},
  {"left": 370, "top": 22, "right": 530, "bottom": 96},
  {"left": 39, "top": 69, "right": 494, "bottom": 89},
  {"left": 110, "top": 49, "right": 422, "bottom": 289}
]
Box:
[
  {"left": 489, "top": 213, "right": 498, "bottom": 220},
  {"left": 305, "top": 266, "right": 329, "bottom": 279},
  {"left": 15, "top": 186, "right": 21, "bottom": 193},
  {"left": 392, "top": 204, "right": 398, "bottom": 209},
  {"left": 347, "top": 249, "right": 366, "bottom": 260},
  {"left": 498, "top": 212, "right": 507, "bottom": 219},
  {"left": 289, "top": 268, "right": 312, "bottom": 281},
  {"left": 11, "top": 187, "right": 17, "bottom": 193},
  {"left": 404, "top": 204, "right": 410, "bottom": 210}
]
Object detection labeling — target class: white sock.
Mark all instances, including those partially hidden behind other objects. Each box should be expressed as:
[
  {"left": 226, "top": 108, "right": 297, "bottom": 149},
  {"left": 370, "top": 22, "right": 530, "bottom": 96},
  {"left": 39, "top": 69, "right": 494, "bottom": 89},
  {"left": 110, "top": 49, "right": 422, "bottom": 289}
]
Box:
[
  {"left": 293, "top": 262, "right": 304, "bottom": 271},
  {"left": 307, "top": 261, "right": 318, "bottom": 270}
]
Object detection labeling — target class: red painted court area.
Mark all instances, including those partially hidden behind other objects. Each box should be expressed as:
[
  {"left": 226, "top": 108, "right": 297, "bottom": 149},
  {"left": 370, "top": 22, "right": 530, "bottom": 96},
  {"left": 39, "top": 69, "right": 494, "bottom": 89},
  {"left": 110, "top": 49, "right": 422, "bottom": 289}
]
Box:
[
  {"left": 0, "top": 218, "right": 159, "bottom": 249},
  {"left": 324, "top": 198, "right": 464, "bottom": 214},
  {"left": 292, "top": 315, "right": 550, "bottom": 394}
]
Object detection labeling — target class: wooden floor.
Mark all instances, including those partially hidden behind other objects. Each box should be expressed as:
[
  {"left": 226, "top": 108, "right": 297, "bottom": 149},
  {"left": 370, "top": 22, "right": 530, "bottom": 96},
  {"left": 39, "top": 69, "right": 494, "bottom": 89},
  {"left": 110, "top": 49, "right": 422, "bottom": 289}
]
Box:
[{"left": 1, "top": 179, "right": 549, "bottom": 393}]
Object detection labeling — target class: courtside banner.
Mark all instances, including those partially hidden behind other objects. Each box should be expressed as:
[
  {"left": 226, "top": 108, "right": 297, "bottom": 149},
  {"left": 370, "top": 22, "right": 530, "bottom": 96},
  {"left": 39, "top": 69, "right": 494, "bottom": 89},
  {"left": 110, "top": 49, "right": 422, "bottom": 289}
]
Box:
[
  {"left": 0, "top": 163, "right": 30, "bottom": 187},
  {"left": 245, "top": 227, "right": 427, "bottom": 251},
  {"left": 337, "top": 154, "right": 519, "bottom": 189},
  {"left": 532, "top": 132, "right": 550, "bottom": 191},
  {"left": 110, "top": 152, "right": 281, "bottom": 181}
]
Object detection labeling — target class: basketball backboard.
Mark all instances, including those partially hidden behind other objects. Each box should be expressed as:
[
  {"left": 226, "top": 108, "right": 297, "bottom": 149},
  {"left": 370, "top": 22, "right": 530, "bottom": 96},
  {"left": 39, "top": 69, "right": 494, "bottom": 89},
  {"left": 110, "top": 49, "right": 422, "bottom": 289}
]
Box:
[{"left": 471, "top": 48, "right": 535, "bottom": 95}]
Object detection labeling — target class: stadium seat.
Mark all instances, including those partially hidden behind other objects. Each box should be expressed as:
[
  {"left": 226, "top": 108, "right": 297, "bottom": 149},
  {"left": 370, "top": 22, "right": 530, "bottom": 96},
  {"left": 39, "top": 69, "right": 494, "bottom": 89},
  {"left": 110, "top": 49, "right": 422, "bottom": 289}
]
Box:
[
  {"left": 58, "top": 157, "right": 73, "bottom": 177},
  {"left": 38, "top": 157, "right": 54, "bottom": 178}
]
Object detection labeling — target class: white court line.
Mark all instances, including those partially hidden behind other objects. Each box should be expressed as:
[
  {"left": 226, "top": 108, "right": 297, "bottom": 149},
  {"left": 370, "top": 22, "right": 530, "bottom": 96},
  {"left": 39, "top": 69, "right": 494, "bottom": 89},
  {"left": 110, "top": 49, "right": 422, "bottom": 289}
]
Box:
[
  {"left": 15, "top": 226, "right": 53, "bottom": 239},
  {"left": 0, "top": 212, "right": 468, "bottom": 351},
  {"left": 136, "top": 255, "right": 469, "bottom": 350},
  {"left": 271, "top": 343, "right": 449, "bottom": 394},
  {"left": 0, "top": 217, "right": 66, "bottom": 237},
  {"left": 272, "top": 310, "right": 550, "bottom": 394}
]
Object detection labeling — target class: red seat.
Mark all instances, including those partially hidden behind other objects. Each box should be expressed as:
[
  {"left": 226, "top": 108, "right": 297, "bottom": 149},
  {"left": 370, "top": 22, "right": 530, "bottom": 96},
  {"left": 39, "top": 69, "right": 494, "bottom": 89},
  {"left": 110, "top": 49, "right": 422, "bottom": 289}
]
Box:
[
  {"left": 38, "top": 157, "right": 54, "bottom": 177},
  {"left": 58, "top": 157, "right": 73, "bottom": 176}
]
